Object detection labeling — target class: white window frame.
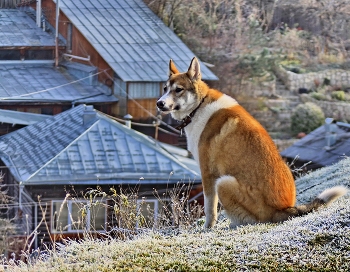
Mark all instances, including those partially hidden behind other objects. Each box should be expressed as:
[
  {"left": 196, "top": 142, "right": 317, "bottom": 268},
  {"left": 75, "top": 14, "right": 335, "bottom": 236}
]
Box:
[{"left": 51, "top": 199, "right": 107, "bottom": 233}]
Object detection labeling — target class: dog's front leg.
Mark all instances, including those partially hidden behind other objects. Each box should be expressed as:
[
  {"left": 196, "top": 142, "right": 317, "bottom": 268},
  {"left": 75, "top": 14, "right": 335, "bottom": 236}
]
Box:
[{"left": 203, "top": 182, "right": 218, "bottom": 228}]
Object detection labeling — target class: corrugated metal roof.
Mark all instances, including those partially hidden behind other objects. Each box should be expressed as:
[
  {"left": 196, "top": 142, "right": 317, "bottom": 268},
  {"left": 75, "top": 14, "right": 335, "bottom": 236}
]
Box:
[
  {"left": 0, "top": 104, "right": 200, "bottom": 185},
  {"left": 281, "top": 121, "right": 350, "bottom": 168},
  {"left": 0, "top": 9, "right": 62, "bottom": 47},
  {"left": 59, "top": 0, "right": 218, "bottom": 82},
  {"left": 0, "top": 62, "right": 117, "bottom": 103}
]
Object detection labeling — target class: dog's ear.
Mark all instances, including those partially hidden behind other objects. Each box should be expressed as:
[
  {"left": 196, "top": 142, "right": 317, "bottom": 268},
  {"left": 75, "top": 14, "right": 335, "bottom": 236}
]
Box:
[
  {"left": 168, "top": 59, "right": 179, "bottom": 76},
  {"left": 187, "top": 57, "right": 201, "bottom": 82}
]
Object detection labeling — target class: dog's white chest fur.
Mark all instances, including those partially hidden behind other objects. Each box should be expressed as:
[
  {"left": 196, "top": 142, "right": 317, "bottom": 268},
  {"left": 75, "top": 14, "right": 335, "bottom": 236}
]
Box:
[{"left": 185, "top": 94, "right": 238, "bottom": 163}]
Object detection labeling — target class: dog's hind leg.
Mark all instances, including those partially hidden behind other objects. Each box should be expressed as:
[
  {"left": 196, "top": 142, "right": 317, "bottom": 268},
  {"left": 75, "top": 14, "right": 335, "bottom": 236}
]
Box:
[{"left": 216, "top": 175, "right": 259, "bottom": 228}]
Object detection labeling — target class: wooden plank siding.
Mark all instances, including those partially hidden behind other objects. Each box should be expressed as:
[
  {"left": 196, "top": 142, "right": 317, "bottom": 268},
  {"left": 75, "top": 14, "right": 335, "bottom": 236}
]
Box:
[{"left": 127, "top": 98, "right": 158, "bottom": 120}]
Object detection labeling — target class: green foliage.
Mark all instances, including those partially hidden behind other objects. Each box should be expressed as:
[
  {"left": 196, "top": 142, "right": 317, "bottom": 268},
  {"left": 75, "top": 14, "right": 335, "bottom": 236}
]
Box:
[
  {"left": 236, "top": 48, "right": 280, "bottom": 78},
  {"left": 310, "top": 92, "right": 327, "bottom": 100},
  {"left": 291, "top": 102, "right": 325, "bottom": 135},
  {"left": 331, "top": 90, "right": 345, "bottom": 101}
]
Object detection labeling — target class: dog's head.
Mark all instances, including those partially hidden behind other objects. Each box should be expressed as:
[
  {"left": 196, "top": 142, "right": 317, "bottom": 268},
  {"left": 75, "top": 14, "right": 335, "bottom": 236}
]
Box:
[{"left": 157, "top": 57, "right": 203, "bottom": 120}]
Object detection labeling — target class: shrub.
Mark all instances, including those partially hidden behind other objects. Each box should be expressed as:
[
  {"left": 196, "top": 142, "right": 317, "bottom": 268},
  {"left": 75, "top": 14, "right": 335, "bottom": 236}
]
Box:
[
  {"left": 310, "top": 92, "right": 327, "bottom": 101},
  {"left": 291, "top": 102, "right": 325, "bottom": 135},
  {"left": 331, "top": 90, "right": 345, "bottom": 101}
]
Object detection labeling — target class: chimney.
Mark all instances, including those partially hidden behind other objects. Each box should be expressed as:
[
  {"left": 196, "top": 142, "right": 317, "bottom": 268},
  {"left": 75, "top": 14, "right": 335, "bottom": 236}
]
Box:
[
  {"left": 36, "top": 0, "right": 42, "bottom": 28},
  {"left": 83, "top": 105, "right": 97, "bottom": 126},
  {"left": 324, "top": 118, "right": 337, "bottom": 149}
]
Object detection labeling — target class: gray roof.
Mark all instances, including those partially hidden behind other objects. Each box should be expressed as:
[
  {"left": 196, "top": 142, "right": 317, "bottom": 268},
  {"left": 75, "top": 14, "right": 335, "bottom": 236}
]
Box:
[
  {"left": 59, "top": 0, "right": 218, "bottom": 82},
  {"left": 0, "top": 104, "right": 199, "bottom": 185},
  {"left": 0, "top": 9, "right": 62, "bottom": 47},
  {"left": 0, "top": 62, "right": 117, "bottom": 103},
  {"left": 0, "top": 109, "right": 50, "bottom": 125},
  {"left": 281, "top": 119, "right": 350, "bottom": 169}
]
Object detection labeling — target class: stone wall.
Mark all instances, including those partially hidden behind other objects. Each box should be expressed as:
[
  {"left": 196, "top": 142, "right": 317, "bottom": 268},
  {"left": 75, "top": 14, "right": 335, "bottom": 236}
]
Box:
[
  {"left": 275, "top": 65, "right": 350, "bottom": 92},
  {"left": 300, "top": 94, "right": 350, "bottom": 122}
]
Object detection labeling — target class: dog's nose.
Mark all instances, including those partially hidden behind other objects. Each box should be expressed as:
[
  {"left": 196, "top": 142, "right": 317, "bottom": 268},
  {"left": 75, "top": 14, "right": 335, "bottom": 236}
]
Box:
[{"left": 157, "top": 100, "right": 165, "bottom": 109}]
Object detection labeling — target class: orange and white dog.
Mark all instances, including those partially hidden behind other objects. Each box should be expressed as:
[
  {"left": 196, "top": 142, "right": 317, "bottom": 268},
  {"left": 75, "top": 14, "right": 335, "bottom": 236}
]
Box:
[{"left": 157, "top": 57, "right": 348, "bottom": 228}]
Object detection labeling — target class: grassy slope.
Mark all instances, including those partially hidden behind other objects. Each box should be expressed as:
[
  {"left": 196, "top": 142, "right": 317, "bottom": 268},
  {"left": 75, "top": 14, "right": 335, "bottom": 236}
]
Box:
[{"left": 6, "top": 158, "right": 350, "bottom": 272}]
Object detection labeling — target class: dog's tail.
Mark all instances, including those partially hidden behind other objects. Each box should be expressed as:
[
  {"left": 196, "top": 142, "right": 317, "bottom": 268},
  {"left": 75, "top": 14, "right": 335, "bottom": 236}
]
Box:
[{"left": 275, "top": 186, "right": 348, "bottom": 222}]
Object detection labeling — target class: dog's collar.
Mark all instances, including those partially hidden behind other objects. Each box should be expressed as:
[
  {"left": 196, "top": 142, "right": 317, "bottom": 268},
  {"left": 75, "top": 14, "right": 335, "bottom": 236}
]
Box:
[{"left": 175, "top": 98, "right": 205, "bottom": 131}]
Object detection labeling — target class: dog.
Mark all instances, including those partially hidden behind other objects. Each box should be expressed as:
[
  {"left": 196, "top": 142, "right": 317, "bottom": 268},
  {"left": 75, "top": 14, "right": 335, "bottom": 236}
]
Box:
[{"left": 157, "top": 57, "right": 348, "bottom": 228}]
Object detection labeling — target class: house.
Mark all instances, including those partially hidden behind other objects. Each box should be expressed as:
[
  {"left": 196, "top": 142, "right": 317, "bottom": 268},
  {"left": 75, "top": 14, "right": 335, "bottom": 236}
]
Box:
[
  {"left": 0, "top": 105, "right": 200, "bottom": 249},
  {"left": 281, "top": 118, "right": 350, "bottom": 171},
  {"left": 39, "top": 0, "right": 218, "bottom": 119}
]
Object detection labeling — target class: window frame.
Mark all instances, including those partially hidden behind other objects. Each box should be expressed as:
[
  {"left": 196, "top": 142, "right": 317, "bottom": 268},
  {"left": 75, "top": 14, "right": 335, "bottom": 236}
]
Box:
[{"left": 51, "top": 199, "right": 107, "bottom": 233}]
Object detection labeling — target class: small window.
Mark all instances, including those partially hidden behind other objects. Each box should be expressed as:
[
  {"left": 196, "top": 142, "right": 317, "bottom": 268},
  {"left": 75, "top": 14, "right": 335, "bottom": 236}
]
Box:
[
  {"left": 128, "top": 82, "right": 161, "bottom": 98},
  {"left": 52, "top": 200, "right": 107, "bottom": 233},
  {"left": 0, "top": 50, "right": 21, "bottom": 60},
  {"left": 25, "top": 50, "right": 54, "bottom": 60}
]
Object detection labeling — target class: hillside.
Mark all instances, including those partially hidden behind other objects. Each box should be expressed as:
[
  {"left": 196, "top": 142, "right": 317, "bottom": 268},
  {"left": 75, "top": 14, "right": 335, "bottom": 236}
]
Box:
[{"left": 5, "top": 157, "right": 350, "bottom": 271}]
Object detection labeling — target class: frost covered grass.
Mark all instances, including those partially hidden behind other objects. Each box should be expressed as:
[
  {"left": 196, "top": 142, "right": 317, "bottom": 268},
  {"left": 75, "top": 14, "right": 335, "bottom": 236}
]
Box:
[{"left": 4, "top": 158, "right": 350, "bottom": 271}]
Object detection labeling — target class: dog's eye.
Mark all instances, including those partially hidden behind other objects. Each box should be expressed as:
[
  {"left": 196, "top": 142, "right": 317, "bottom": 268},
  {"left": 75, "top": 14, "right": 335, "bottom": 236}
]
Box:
[
  {"left": 175, "top": 87, "right": 183, "bottom": 93},
  {"left": 163, "top": 86, "right": 167, "bottom": 93}
]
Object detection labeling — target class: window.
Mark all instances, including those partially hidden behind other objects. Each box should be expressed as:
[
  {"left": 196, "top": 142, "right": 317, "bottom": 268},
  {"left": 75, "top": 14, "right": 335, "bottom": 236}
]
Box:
[
  {"left": 128, "top": 82, "right": 161, "bottom": 98},
  {"left": 137, "top": 199, "right": 159, "bottom": 226},
  {"left": 52, "top": 200, "right": 107, "bottom": 233}
]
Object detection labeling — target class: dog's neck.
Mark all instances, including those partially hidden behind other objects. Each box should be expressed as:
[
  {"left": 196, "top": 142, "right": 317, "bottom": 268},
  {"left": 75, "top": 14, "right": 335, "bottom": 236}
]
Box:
[{"left": 174, "top": 98, "right": 204, "bottom": 131}]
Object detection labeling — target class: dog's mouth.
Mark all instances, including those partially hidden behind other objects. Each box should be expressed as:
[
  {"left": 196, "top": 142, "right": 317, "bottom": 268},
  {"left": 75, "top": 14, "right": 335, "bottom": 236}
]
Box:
[{"left": 157, "top": 101, "right": 180, "bottom": 113}]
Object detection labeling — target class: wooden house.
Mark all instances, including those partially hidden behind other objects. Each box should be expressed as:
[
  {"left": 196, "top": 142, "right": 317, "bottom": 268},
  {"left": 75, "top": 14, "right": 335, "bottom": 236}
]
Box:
[
  {"left": 38, "top": 0, "right": 218, "bottom": 119},
  {"left": 0, "top": 105, "right": 201, "bottom": 250}
]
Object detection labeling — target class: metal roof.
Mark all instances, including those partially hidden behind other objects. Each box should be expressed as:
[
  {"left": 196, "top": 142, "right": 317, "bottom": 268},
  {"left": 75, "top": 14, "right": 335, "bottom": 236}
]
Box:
[
  {"left": 281, "top": 120, "right": 350, "bottom": 168},
  {"left": 0, "top": 9, "right": 62, "bottom": 47},
  {"left": 0, "top": 109, "right": 50, "bottom": 125},
  {"left": 0, "top": 62, "right": 117, "bottom": 103},
  {"left": 0, "top": 104, "right": 200, "bottom": 185},
  {"left": 59, "top": 0, "right": 218, "bottom": 82}
]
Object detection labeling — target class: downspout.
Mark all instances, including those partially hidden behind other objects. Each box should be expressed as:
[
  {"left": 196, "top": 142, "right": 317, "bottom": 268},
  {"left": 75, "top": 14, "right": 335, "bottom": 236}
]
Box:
[{"left": 55, "top": 0, "right": 60, "bottom": 67}]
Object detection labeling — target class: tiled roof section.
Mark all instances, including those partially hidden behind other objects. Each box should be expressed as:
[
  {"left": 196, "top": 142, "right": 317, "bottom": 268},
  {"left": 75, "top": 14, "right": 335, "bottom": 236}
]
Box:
[
  {"left": 0, "top": 105, "right": 199, "bottom": 185},
  {"left": 0, "top": 9, "right": 62, "bottom": 47},
  {"left": 0, "top": 106, "right": 86, "bottom": 182},
  {"left": 0, "top": 63, "right": 117, "bottom": 103},
  {"left": 59, "top": 0, "right": 218, "bottom": 82}
]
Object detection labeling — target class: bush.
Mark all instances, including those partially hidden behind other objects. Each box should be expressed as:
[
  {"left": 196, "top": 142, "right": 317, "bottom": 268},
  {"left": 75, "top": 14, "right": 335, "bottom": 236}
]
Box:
[
  {"left": 331, "top": 90, "right": 345, "bottom": 101},
  {"left": 310, "top": 92, "right": 327, "bottom": 101},
  {"left": 291, "top": 102, "right": 325, "bottom": 135}
]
